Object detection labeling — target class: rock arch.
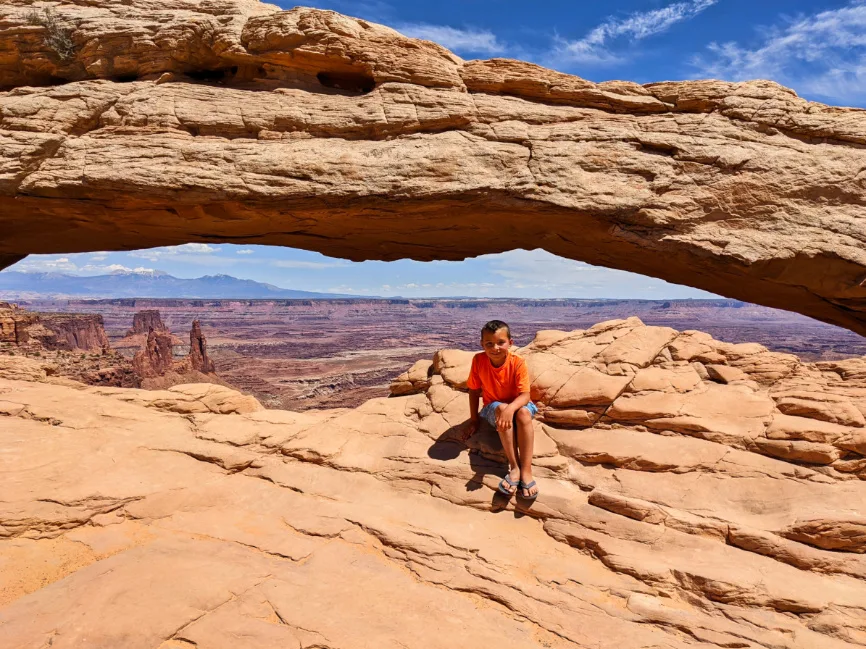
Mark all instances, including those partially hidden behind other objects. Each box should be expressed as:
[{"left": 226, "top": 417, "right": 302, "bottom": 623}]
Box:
[{"left": 1, "top": 2, "right": 865, "bottom": 334}]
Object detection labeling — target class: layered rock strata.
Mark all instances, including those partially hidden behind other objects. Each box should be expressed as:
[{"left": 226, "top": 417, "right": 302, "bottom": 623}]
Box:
[
  {"left": 127, "top": 310, "right": 167, "bottom": 336},
  {"left": 115, "top": 308, "right": 183, "bottom": 355},
  {"left": 132, "top": 327, "right": 175, "bottom": 378},
  {"left": 188, "top": 319, "right": 215, "bottom": 374},
  {"left": 133, "top": 317, "right": 224, "bottom": 389},
  {"left": 0, "top": 2, "right": 864, "bottom": 335},
  {"left": 0, "top": 301, "right": 109, "bottom": 352},
  {"left": 2, "top": 318, "right": 866, "bottom": 647}
]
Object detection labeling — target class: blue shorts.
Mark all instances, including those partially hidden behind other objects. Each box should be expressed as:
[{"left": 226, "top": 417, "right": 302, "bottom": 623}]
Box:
[{"left": 479, "top": 401, "right": 538, "bottom": 429}]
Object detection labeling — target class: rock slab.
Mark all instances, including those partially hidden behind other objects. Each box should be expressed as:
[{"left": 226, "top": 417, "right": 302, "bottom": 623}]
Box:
[{"left": 3, "top": 318, "right": 866, "bottom": 647}]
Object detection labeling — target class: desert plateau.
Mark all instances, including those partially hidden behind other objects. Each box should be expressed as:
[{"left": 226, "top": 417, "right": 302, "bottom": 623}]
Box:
[{"left": 20, "top": 297, "right": 866, "bottom": 410}]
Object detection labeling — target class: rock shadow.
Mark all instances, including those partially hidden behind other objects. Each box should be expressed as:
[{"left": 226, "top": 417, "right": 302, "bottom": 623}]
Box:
[{"left": 427, "top": 420, "right": 528, "bottom": 513}]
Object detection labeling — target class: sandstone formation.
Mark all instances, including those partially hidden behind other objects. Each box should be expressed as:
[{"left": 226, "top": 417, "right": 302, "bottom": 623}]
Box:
[
  {"left": 132, "top": 316, "right": 226, "bottom": 391},
  {"left": 3, "top": 318, "right": 866, "bottom": 647},
  {"left": 1, "top": 303, "right": 231, "bottom": 390},
  {"left": 1, "top": 301, "right": 136, "bottom": 386},
  {"left": 0, "top": 301, "right": 109, "bottom": 352},
  {"left": 132, "top": 327, "right": 175, "bottom": 378},
  {"left": 189, "top": 319, "right": 215, "bottom": 374},
  {"left": 0, "top": 2, "right": 865, "bottom": 335},
  {"left": 115, "top": 308, "right": 184, "bottom": 355},
  {"left": 128, "top": 309, "right": 167, "bottom": 336},
  {"left": 0, "top": 301, "right": 35, "bottom": 345}
]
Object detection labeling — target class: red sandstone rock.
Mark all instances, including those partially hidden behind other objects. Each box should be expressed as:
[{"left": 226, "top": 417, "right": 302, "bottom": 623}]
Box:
[
  {"left": 130, "top": 318, "right": 222, "bottom": 389},
  {"left": 3, "top": 317, "right": 866, "bottom": 647},
  {"left": 132, "top": 327, "right": 175, "bottom": 378},
  {"left": 188, "top": 319, "right": 214, "bottom": 374},
  {"left": 0, "top": 2, "right": 864, "bottom": 335},
  {"left": 0, "top": 302, "right": 109, "bottom": 352},
  {"left": 127, "top": 310, "right": 166, "bottom": 336}
]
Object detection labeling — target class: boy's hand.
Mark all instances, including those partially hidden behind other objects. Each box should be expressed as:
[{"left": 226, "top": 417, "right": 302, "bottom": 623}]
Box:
[
  {"left": 461, "top": 417, "right": 480, "bottom": 442},
  {"left": 495, "top": 407, "right": 514, "bottom": 435}
]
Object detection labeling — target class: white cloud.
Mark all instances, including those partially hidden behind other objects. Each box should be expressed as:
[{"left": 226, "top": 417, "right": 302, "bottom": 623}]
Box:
[
  {"left": 272, "top": 259, "right": 348, "bottom": 270},
  {"left": 236, "top": 249, "right": 254, "bottom": 255},
  {"left": 181, "top": 243, "right": 217, "bottom": 254},
  {"left": 80, "top": 263, "right": 131, "bottom": 273},
  {"left": 397, "top": 23, "right": 505, "bottom": 55},
  {"left": 554, "top": 0, "right": 718, "bottom": 65},
  {"left": 693, "top": 2, "right": 866, "bottom": 103},
  {"left": 130, "top": 243, "right": 218, "bottom": 261},
  {"left": 482, "top": 249, "right": 719, "bottom": 298},
  {"left": 12, "top": 256, "right": 79, "bottom": 273}
]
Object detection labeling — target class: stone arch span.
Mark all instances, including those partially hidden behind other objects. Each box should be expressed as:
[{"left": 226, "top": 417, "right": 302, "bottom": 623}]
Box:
[{"left": 1, "top": 3, "right": 865, "bottom": 335}]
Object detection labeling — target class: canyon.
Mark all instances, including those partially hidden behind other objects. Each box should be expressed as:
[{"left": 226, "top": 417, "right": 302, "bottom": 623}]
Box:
[
  {"left": 1, "top": 301, "right": 224, "bottom": 390},
  {"left": 23, "top": 297, "right": 866, "bottom": 410}
]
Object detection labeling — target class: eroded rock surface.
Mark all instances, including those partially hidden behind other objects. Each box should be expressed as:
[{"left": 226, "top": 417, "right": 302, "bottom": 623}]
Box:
[
  {"left": 133, "top": 317, "right": 225, "bottom": 390},
  {"left": 0, "top": 301, "right": 108, "bottom": 352},
  {"left": 0, "top": 2, "right": 865, "bottom": 334},
  {"left": 3, "top": 317, "right": 866, "bottom": 648},
  {"left": 128, "top": 310, "right": 167, "bottom": 336}
]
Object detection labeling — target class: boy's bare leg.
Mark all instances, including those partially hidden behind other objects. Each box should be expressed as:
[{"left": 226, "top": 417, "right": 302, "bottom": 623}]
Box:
[
  {"left": 495, "top": 404, "right": 521, "bottom": 494},
  {"left": 515, "top": 408, "right": 537, "bottom": 497}
]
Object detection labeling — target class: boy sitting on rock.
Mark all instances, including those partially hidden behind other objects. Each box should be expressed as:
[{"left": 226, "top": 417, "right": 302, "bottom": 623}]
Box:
[{"left": 463, "top": 320, "right": 539, "bottom": 499}]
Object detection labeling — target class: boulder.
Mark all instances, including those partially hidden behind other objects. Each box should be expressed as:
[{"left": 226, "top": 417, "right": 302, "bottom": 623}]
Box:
[
  {"left": 390, "top": 359, "right": 433, "bottom": 396},
  {"left": 431, "top": 349, "right": 474, "bottom": 390}
]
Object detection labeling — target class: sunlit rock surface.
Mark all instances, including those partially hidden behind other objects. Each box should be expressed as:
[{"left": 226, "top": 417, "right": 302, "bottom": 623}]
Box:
[
  {"left": 2, "top": 318, "right": 866, "bottom": 648},
  {"left": 0, "top": 1, "right": 865, "bottom": 334}
]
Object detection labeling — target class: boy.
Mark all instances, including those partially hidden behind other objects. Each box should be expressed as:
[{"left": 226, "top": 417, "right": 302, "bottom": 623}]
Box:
[{"left": 463, "top": 320, "right": 539, "bottom": 500}]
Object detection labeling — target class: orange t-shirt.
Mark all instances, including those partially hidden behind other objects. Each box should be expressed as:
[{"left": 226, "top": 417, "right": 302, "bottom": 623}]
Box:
[{"left": 466, "top": 352, "right": 531, "bottom": 405}]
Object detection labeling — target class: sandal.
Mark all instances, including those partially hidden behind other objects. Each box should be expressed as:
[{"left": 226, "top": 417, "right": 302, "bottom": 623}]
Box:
[
  {"left": 497, "top": 473, "right": 519, "bottom": 496},
  {"left": 519, "top": 480, "right": 539, "bottom": 500}
]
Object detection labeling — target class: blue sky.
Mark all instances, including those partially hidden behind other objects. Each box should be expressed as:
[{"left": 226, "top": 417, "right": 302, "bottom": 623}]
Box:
[{"left": 9, "top": 0, "right": 865, "bottom": 298}]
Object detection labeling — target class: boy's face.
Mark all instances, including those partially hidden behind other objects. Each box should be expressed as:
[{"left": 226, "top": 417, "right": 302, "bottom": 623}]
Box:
[{"left": 481, "top": 327, "right": 512, "bottom": 362}]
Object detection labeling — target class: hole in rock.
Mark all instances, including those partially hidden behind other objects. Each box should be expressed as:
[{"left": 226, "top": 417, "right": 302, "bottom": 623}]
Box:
[
  {"left": 637, "top": 141, "right": 678, "bottom": 157},
  {"left": 112, "top": 73, "right": 139, "bottom": 83},
  {"left": 316, "top": 71, "right": 376, "bottom": 94},
  {"left": 184, "top": 66, "right": 238, "bottom": 83},
  {"left": 4, "top": 246, "right": 865, "bottom": 415}
]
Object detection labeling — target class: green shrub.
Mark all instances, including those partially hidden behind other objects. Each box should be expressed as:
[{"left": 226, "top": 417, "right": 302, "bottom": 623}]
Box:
[{"left": 25, "top": 7, "right": 75, "bottom": 61}]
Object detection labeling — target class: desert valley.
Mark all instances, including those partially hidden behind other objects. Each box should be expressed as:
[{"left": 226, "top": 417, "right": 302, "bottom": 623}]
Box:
[{"left": 16, "top": 297, "right": 866, "bottom": 410}]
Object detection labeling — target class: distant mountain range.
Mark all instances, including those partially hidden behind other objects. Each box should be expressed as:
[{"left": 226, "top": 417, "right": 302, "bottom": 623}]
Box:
[{"left": 0, "top": 270, "right": 355, "bottom": 299}]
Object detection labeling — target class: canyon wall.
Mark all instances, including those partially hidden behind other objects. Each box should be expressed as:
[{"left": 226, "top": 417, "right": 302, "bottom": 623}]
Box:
[
  {"left": 0, "top": 302, "right": 109, "bottom": 352},
  {"left": 127, "top": 309, "right": 167, "bottom": 336},
  {"left": 0, "top": 2, "right": 864, "bottom": 335}
]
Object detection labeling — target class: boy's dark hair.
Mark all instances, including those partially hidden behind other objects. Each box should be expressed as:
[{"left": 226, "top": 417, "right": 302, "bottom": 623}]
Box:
[{"left": 481, "top": 320, "right": 511, "bottom": 338}]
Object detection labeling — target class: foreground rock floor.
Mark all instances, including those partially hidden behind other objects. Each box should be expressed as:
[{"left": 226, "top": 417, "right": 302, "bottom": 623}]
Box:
[{"left": 2, "top": 318, "right": 866, "bottom": 648}]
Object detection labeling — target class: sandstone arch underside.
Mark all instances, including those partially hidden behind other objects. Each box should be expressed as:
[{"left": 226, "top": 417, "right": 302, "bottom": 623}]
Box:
[{"left": 1, "top": 1, "right": 865, "bottom": 335}]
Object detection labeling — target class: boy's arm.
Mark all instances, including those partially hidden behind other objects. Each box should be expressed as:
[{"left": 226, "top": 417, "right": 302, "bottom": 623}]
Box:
[
  {"left": 463, "top": 388, "right": 483, "bottom": 441},
  {"left": 468, "top": 388, "right": 482, "bottom": 421},
  {"left": 502, "top": 391, "right": 530, "bottom": 416},
  {"left": 502, "top": 357, "right": 532, "bottom": 417}
]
